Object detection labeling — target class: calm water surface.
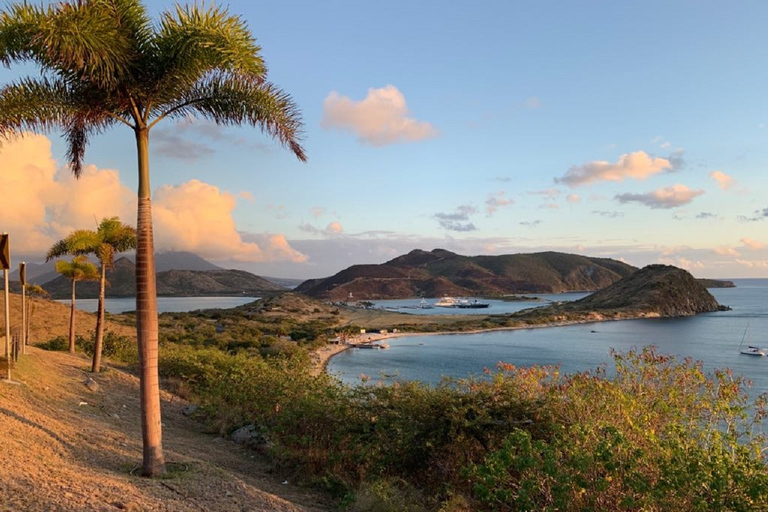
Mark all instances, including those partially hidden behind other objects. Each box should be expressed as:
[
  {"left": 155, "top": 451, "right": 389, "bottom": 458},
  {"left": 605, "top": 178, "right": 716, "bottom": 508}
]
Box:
[
  {"left": 328, "top": 279, "right": 768, "bottom": 394},
  {"left": 58, "top": 296, "right": 259, "bottom": 313}
]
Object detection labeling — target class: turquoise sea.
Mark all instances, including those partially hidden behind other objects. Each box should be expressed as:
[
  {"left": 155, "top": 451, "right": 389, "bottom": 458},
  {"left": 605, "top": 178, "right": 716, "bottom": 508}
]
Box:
[{"left": 328, "top": 279, "right": 768, "bottom": 395}]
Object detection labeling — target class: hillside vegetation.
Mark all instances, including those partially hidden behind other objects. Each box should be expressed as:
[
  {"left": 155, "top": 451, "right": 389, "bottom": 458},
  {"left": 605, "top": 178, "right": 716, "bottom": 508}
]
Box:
[
  {"left": 42, "top": 257, "right": 284, "bottom": 299},
  {"left": 3, "top": 264, "right": 751, "bottom": 511},
  {"left": 296, "top": 249, "right": 637, "bottom": 300}
]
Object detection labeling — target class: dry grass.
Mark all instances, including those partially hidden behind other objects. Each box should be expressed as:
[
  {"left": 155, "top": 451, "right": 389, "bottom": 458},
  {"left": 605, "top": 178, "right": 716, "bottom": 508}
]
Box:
[{"left": 0, "top": 293, "right": 333, "bottom": 512}]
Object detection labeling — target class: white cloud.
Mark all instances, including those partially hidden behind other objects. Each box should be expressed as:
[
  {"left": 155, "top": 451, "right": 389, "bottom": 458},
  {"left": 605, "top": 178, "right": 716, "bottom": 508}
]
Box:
[
  {"left": 615, "top": 184, "right": 704, "bottom": 209},
  {"left": 557, "top": 151, "right": 674, "bottom": 187},
  {"left": 321, "top": 85, "right": 438, "bottom": 146},
  {"left": 713, "top": 246, "right": 740, "bottom": 257},
  {"left": 153, "top": 180, "right": 306, "bottom": 263},
  {"left": 566, "top": 194, "right": 580, "bottom": 203},
  {"left": 0, "top": 134, "right": 304, "bottom": 264},
  {"left": 657, "top": 256, "right": 705, "bottom": 270},
  {"left": 0, "top": 133, "right": 134, "bottom": 253},
  {"left": 434, "top": 205, "right": 478, "bottom": 232},
  {"left": 741, "top": 238, "right": 765, "bottom": 250},
  {"left": 709, "top": 170, "right": 735, "bottom": 190},
  {"left": 485, "top": 191, "right": 513, "bottom": 215},
  {"left": 326, "top": 221, "right": 343, "bottom": 234}
]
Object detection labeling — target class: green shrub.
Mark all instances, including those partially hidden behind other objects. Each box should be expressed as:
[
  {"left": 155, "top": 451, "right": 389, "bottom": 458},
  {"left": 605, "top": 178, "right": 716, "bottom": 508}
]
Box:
[
  {"left": 38, "top": 335, "right": 72, "bottom": 351},
  {"left": 77, "top": 332, "right": 137, "bottom": 363},
  {"left": 158, "top": 344, "right": 768, "bottom": 511}
]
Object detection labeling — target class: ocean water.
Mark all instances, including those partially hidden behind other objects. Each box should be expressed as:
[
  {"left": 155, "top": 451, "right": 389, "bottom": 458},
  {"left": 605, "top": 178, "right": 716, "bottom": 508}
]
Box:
[
  {"left": 368, "top": 292, "right": 592, "bottom": 316},
  {"left": 57, "top": 296, "right": 259, "bottom": 314},
  {"left": 328, "top": 279, "right": 768, "bottom": 395}
]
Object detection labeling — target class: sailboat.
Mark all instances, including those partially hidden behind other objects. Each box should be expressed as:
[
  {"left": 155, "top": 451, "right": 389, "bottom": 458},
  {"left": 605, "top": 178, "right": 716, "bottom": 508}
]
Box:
[{"left": 739, "top": 324, "right": 766, "bottom": 356}]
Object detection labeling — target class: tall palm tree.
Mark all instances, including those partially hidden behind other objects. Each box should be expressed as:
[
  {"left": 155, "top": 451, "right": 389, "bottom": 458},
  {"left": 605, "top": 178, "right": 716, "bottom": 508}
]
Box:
[
  {"left": 54, "top": 256, "right": 99, "bottom": 354},
  {"left": 0, "top": 0, "right": 305, "bottom": 476},
  {"left": 47, "top": 217, "right": 137, "bottom": 373}
]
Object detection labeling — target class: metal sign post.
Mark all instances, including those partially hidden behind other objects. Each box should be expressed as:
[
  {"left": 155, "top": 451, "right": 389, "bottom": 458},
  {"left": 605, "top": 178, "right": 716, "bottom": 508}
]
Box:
[
  {"left": 19, "top": 262, "right": 26, "bottom": 355},
  {"left": 1, "top": 234, "right": 10, "bottom": 381}
]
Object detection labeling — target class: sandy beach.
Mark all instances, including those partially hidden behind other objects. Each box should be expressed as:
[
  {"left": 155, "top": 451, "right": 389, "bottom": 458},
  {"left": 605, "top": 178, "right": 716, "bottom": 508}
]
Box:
[{"left": 309, "top": 313, "right": 643, "bottom": 377}]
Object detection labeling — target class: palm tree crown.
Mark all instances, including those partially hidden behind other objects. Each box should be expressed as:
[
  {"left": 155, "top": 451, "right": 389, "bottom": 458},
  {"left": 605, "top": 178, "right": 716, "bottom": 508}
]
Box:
[
  {"left": 48, "top": 217, "right": 137, "bottom": 373},
  {"left": 0, "top": 0, "right": 306, "bottom": 173}
]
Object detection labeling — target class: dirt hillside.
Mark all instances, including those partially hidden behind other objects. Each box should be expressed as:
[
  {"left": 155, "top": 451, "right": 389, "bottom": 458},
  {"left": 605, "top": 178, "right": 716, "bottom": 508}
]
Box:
[
  {"left": 0, "top": 294, "right": 333, "bottom": 512},
  {"left": 2, "top": 293, "right": 136, "bottom": 344}
]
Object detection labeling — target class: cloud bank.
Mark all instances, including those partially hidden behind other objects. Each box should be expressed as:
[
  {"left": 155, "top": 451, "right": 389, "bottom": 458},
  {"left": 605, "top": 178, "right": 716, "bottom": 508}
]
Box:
[
  {"left": 0, "top": 134, "right": 305, "bottom": 264},
  {"left": 322, "top": 85, "right": 438, "bottom": 146}
]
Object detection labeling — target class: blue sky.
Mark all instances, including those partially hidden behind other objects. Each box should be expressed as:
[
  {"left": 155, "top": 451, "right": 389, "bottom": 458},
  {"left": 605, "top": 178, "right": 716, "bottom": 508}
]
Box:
[{"left": 2, "top": 0, "right": 767, "bottom": 278}]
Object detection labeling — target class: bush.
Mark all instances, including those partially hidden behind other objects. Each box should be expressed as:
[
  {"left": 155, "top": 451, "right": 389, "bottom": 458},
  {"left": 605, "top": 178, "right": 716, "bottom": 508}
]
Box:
[
  {"left": 38, "top": 335, "right": 74, "bottom": 352},
  {"left": 77, "top": 332, "right": 137, "bottom": 363},
  {"left": 158, "top": 344, "right": 768, "bottom": 511}
]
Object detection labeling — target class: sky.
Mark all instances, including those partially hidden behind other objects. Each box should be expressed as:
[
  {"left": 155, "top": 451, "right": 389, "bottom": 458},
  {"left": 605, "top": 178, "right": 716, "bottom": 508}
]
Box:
[{"left": 1, "top": 0, "right": 767, "bottom": 279}]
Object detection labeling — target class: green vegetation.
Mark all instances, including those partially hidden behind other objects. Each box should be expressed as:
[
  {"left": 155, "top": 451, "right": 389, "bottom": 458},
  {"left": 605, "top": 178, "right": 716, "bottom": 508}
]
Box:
[
  {"left": 40, "top": 332, "right": 137, "bottom": 364},
  {"left": 156, "top": 335, "right": 768, "bottom": 510},
  {"left": 42, "top": 296, "right": 768, "bottom": 510}
]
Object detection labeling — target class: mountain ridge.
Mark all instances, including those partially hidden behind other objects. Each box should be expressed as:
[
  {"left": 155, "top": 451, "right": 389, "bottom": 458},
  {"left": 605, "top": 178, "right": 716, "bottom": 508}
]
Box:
[
  {"left": 296, "top": 249, "right": 639, "bottom": 300},
  {"left": 40, "top": 257, "right": 284, "bottom": 299}
]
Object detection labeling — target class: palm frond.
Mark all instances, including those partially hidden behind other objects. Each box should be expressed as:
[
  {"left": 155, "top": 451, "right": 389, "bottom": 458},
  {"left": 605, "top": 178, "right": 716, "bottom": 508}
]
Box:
[
  {"left": 0, "top": 77, "right": 76, "bottom": 136},
  {"left": 156, "top": 3, "right": 265, "bottom": 78},
  {"left": 47, "top": 229, "right": 102, "bottom": 261},
  {"left": 46, "top": 238, "right": 72, "bottom": 261},
  {"left": 96, "top": 216, "right": 137, "bottom": 265},
  {"left": 54, "top": 254, "right": 99, "bottom": 281},
  {"left": 0, "top": 76, "right": 119, "bottom": 174},
  {"left": 0, "top": 0, "right": 135, "bottom": 87},
  {"left": 160, "top": 74, "right": 306, "bottom": 161}
]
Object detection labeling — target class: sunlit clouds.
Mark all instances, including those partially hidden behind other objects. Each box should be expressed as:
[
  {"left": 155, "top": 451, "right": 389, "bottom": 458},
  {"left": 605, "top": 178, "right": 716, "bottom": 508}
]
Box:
[
  {"left": 322, "top": 85, "right": 439, "bottom": 146},
  {"left": 152, "top": 180, "right": 305, "bottom": 263},
  {"left": 566, "top": 194, "right": 580, "bottom": 203},
  {"left": 658, "top": 255, "right": 705, "bottom": 271},
  {"left": 709, "top": 170, "right": 735, "bottom": 190},
  {"left": 557, "top": 151, "right": 675, "bottom": 187},
  {"left": 0, "top": 134, "right": 305, "bottom": 264},
  {"left": 741, "top": 238, "right": 765, "bottom": 250},
  {"left": 299, "top": 221, "right": 345, "bottom": 236},
  {"left": 714, "top": 246, "right": 740, "bottom": 257},
  {"left": 615, "top": 184, "right": 704, "bottom": 209},
  {"left": 485, "top": 191, "right": 513, "bottom": 215}
]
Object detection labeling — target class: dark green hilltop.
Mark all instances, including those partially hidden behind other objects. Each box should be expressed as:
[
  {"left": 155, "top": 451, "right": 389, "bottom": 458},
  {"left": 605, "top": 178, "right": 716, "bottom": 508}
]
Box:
[{"left": 296, "top": 249, "right": 638, "bottom": 300}]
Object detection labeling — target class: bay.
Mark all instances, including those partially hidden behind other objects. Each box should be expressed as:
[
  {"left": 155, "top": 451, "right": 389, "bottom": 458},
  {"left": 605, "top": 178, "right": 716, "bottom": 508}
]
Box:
[
  {"left": 328, "top": 279, "right": 768, "bottom": 395},
  {"left": 57, "top": 296, "right": 259, "bottom": 314},
  {"left": 368, "top": 292, "right": 592, "bottom": 316}
]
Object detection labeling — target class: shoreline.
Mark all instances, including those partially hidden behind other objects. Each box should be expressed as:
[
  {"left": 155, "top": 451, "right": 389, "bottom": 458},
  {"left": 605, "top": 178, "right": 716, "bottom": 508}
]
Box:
[{"left": 310, "top": 315, "right": 641, "bottom": 376}]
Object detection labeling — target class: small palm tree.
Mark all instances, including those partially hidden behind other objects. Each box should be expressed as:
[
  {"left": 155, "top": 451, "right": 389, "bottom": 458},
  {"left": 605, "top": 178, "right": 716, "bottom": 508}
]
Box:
[
  {"left": 54, "top": 256, "right": 99, "bottom": 353},
  {"left": 0, "top": 0, "right": 305, "bottom": 476},
  {"left": 24, "top": 283, "right": 48, "bottom": 346},
  {"left": 47, "top": 217, "right": 137, "bottom": 372}
]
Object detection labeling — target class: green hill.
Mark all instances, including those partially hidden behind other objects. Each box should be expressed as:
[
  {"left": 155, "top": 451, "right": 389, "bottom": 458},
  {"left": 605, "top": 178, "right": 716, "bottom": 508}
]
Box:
[{"left": 296, "top": 249, "right": 638, "bottom": 300}]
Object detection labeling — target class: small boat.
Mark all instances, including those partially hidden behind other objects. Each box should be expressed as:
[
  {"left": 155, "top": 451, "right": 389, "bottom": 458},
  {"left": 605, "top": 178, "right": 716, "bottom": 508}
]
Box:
[
  {"left": 741, "top": 345, "right": 767, "bottom": 356},
  {"left": 434, "top": 297, "right": 490, "bottom": 309},
  {"left": 350, "top": 342, "right": 389, "bottom": 349},
  {"left": 738, "top": 323, "right": 765, "bottom": 356},
  {"left": 419, "top": 298, "right": 434, "bottom": 309}
]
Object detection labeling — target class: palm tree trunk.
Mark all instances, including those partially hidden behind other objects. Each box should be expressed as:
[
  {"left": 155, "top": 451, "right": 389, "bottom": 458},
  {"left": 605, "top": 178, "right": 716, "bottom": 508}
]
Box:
[
  {"left": 69, "top": 279, "right": 76, "bottom": 354},
  {"left": 92, "top": 264, "right": 107, "bottom": 372},
  {"left": 135, "top": 127, "right": 165, "bottom": 477}
]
